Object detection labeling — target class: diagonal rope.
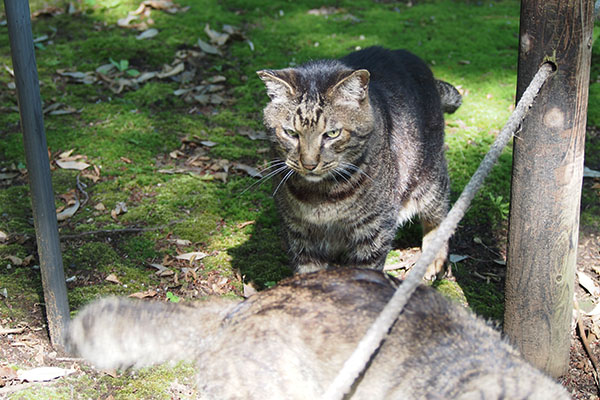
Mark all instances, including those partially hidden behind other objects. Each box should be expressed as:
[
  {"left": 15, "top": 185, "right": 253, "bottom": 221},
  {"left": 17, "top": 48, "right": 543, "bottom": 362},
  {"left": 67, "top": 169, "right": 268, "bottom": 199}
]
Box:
[{"left": 321, "top": 62, "right": 555, "bottom": 400}]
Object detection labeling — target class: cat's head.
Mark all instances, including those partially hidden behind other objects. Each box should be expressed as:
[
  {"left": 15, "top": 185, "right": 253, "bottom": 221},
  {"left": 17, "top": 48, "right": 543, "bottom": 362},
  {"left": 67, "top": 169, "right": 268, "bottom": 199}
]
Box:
[{"left": 258, "top": 62, "right": 374, "bottom": 182}]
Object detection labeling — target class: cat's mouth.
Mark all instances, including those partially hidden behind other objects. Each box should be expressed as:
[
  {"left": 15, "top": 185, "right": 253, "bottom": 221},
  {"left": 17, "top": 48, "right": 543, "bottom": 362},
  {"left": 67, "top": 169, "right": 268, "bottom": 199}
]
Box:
[{"left": 303, "top": 173, "right": 324, "bottom": 182}]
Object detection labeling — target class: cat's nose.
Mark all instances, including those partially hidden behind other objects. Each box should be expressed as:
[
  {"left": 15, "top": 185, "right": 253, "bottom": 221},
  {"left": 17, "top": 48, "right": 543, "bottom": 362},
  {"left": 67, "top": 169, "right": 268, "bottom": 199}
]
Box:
[{"left": 302, "top": 161, "right": 318, "bottom": 171}]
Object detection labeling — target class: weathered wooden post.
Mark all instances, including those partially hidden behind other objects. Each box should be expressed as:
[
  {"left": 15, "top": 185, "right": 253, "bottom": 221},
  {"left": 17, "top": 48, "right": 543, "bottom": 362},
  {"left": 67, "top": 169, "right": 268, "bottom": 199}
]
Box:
[
  {"left": 5, "top": 0, "right": 70, "bottom": 350},
  {"left": 504, "top": 0, "right": 594, "bottom": 377}
]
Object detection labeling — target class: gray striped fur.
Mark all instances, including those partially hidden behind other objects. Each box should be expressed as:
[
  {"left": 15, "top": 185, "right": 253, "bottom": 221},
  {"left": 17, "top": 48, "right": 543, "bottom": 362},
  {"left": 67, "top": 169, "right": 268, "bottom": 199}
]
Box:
[
  {"left": 258, "top": 47, "right": 461, "bottom": 279},
  {"left": 65, "top": 269, "right": 569, "bottom": 399}
]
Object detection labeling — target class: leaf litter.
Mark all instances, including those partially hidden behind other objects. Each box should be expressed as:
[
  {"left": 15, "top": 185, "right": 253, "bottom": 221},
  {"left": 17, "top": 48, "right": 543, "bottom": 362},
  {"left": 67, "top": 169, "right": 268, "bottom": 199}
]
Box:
[
  {"left": 158, "top": 134, "right": 264, "bottom": 181},
  {"left": 52, "top": 12, "right": 245, "bottom": 107}
]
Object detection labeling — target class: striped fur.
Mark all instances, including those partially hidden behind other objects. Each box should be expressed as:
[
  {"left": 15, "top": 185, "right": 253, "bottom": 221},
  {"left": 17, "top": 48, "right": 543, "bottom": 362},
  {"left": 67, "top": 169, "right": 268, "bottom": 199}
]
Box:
[
  {"left": 258, "top": 47, "right": 460, "bottom": 279},
  {"left": 65, "top": 269, "right": 570, "bottom": 399}
]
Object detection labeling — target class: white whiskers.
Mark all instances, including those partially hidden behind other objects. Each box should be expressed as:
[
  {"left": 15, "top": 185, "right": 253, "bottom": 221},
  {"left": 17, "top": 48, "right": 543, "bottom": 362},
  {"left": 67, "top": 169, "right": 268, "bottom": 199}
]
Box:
[
  {"left": 272, "top": 169, "right": 295, "bottom": 196},
  {"left": 239, "top": 160, "right": 289, "bottom": 195},
  {"left": 339, "top": 162, "right": 374, "bottom": 183}
]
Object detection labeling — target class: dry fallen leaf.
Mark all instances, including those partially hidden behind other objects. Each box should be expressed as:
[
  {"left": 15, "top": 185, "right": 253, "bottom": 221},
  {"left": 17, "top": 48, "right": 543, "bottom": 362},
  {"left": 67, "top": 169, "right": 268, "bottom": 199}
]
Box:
[
  {"left": 112, "top": 202, "right": 128, "bottom": 218},
  {"left": 581, "top": 302, "right": 600, "bottom": 317},
  {"left": 17, "top": 367, "right": 76, "bottom": 382},
  {"left": 105, "top": 273, "right": 122, "bottom": 284},
  {"left": 236, "top": 220, "right": 255, "bottom": 229},
  {"left": 141, "top": 0, "right": 185, "bottom": 14},
  {"left": 238, "top": 127, "right": 268, "bottom": 141},
  {"left": 0, "top": 172, "right": 19, "bottom": 181},
  {"left": 44, "top": 102, "right": 79, "bottom": 115},
  {"left": 158, "top": 269, "right": 175, "bottom": 277},
  {"left": 168, "top": 238, "right": 192, "bottom": 246},
  {"left": 4, "top": 255, "right": 23, "bottom": 266},
  {"left": 22, "top": 255, "right": 35, "bottom": 266},
  {"left": 176, "top": 252, "right": 209, "bottom": 262},
  {"left": 0, "top": 325, "right": 26, "bottom": 335},
  {"left": 56, "top": 198, "right": 80, "bottom": 221},
  {"left": 56, "top": 70, "right": 97, "bottom": 84},
  {"left": 135, "top": 71, "right": 157, "bottom": 83},
  {"left": 94, "top": 203, "right": 106, "bottom": 211},
  {"left": 136, "top": 28, "right": 158, "bottom": 40},
  {"left": 169, "top": 150, "right": 185, "bottom": 159},
  {"left": 117, "top": 14, "right": 140, "bottom": 28},
  {"left": 578, "top": 270, "right": 600, "bottom": 296},
  {"left": 128, "top": 289, "right": 157, "bottom": 299},
  {"left": 204, "top": 24, "right": 229, "bottom": 46},
  {"left": 148, "top": 263, "right": 169, "bottom": 275},
  {"left": 196, "top": 38, "right": 221, "bottom": 55},
  {"left": 157, "top": 62, "right": 185, "bottom": 79},
  {"left": 234, "top": 163, "right": 262, "bottom": 178},
  {"left": 584, "top": 166, "right": 600, "bottom": 178},
  {"left": 213, "top": 171, "right": 228, "bottom": 182},
  {"left": 58, "top": 149, "right": 74, "bottom": 159},
  {"left": 449, "top": 254, "right": 468, "bottom": 263},
  {"left": 81, "top": 172, "right": 100, "bottom": 183},
  {"left": 56, "top": 159, "right": 90, "bottom": 171}
]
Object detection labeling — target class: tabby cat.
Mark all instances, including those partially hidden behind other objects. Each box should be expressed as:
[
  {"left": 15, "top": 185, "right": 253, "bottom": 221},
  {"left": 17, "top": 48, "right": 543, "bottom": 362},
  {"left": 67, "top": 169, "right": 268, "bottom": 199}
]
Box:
[
  {"left": 257, "top": 46, "right": 462, "bottom": 279},
  {"left": 66, "top": 268, "right": 569, "bottom": 399}
]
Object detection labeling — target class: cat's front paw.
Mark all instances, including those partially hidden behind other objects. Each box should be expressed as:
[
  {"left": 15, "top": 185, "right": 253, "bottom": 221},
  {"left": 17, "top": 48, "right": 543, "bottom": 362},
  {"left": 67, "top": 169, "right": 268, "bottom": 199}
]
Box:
[{"left": 423, "top": 256, "right": 449, "bottom": 281}]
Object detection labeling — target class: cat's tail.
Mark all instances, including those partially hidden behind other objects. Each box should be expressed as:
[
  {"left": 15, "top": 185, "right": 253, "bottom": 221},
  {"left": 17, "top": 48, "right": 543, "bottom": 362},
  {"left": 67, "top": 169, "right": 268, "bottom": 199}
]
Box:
[
  {"left": 64, "top": 296, "right": 237, "bottom": 370},
  {"left": 436, "top": 80, "right": 462, "bottom": 114}
]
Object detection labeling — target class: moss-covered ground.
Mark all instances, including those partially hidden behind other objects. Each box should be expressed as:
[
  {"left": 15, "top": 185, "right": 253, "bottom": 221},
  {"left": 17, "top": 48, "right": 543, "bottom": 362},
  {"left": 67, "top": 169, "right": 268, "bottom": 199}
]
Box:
[{"left": 0, "top": 0, "right": 599, "bottom": 397}]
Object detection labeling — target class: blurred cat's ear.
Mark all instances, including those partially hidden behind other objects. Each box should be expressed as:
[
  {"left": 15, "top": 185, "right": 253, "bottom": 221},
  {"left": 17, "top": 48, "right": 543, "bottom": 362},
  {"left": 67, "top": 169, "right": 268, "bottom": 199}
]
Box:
[
  {"left": 328, "top": 69, "right": 370, "bottom": 106},
  {"left": 257, "top": 69, "right": 296, "bottom": 103}
]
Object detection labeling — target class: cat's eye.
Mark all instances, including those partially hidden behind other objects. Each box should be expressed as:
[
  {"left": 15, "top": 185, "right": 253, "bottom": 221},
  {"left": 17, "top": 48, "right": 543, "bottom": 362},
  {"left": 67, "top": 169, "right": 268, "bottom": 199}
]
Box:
[
  {"left": 283, "top": 129, "right": 299, "bottom": 138},
  {"left": 325, "top": 129, "right": 342, "bottom": 139}
]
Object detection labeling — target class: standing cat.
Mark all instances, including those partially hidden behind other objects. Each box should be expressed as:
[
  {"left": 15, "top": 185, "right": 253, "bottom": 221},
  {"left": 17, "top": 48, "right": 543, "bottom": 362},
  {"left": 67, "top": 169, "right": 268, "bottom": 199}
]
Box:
[
  {"left": 66, "top": 268, "right": 569, "bottom": 399},
  {"left": 257, "top": 46, "right": 461, "bottom": 279}
]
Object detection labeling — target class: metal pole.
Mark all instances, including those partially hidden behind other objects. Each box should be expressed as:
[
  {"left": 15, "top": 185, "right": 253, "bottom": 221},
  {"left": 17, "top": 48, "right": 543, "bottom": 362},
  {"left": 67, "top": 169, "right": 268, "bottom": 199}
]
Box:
[{"left": 4, "top": 0, "right": 70, "bottom": 350}]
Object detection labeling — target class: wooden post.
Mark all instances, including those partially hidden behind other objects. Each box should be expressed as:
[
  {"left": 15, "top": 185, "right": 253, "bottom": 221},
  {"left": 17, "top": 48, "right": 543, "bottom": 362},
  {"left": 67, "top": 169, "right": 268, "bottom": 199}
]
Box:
[
  {"left": 504, "top": 0, "right": 593, "bottom": 377},
  {"left": 4, "top": 0, "right": 70, "bottom": 350}
]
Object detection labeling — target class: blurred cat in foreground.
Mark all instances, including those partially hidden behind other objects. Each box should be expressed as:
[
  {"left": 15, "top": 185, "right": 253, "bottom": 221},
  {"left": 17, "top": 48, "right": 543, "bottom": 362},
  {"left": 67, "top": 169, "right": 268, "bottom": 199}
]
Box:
[{"left": 66, "top": 268, "right": 569, "bottom": 399}]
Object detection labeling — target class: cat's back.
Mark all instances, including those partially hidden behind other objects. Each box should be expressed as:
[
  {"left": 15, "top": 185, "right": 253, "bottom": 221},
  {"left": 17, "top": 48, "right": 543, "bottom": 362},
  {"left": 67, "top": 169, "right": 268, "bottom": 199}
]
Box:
[
  {"left": 340, "top": 46, "right": 437, "bottom": 93},
  {"left": 197, "top": 269, "right": 569, "bottom": 399},
  {"left": 221, "top": 268, "right": 398, "bottom": 339},
  {"left": 197, "top": 269, "right": 399, "bottom": 399}
]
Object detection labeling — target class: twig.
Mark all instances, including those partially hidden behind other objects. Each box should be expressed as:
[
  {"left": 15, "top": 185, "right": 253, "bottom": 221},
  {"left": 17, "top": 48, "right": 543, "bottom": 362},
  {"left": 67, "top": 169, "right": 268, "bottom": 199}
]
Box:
[{"left": 321, "top": 62, "right": 555, "bottom": 400}]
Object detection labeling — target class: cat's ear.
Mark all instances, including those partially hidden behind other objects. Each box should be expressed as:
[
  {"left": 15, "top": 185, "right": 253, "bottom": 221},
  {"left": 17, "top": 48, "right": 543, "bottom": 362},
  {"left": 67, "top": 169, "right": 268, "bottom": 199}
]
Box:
[
  {"left": 328, "top": 69, "right": 370, "bottom": 106},
  {"left": 257, "top": 69, "right": 296, "bottom": 103}
]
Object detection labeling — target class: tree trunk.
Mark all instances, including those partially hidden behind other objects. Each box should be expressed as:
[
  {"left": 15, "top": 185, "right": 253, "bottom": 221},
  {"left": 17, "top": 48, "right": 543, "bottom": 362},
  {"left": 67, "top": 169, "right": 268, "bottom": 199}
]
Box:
[{"left": 504, "top": 0, "right": 593, "bottom": 378}]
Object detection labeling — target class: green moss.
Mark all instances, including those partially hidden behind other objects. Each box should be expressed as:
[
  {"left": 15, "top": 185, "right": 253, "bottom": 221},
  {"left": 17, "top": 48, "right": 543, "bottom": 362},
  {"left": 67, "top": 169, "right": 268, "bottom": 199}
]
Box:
[
  {"left": 7, "top": 362, "right": 197, "bottom": 400},
  {"left": 63, "top": 242, "right": 120, "bottom": 271},
  {"left": 0, "top": 185, "right": 33, "bottom": 234},
  {"left": 0, "top": 264, "right": 44, "bottom": 322},
  {"left": 433, "top": 279, "right": 469, "bottom": 308},
  {"left": 452, "top": 262, "right": 505, "bottom": 321}
]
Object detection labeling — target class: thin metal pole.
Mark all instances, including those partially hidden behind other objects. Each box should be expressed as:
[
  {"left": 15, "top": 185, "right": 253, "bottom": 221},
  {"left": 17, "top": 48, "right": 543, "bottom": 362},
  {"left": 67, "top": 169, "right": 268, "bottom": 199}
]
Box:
[{"left": 4, "top": 0, "right": 70, "bottom": 350}]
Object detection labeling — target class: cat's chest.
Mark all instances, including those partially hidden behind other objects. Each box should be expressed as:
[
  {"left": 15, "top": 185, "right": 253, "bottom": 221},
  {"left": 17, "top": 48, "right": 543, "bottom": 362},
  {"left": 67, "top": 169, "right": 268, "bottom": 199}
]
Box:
[{"left": 290, "top": 197, "right": 350, "bottom": 224}]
